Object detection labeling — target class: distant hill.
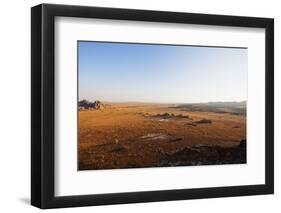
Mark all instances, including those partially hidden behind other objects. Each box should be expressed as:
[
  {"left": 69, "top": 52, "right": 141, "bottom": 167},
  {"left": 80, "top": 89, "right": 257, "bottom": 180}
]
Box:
[
  {"left": 171, "top": 101, "right": 246, "bottom": 115},
  {"left": 201, "top": 101, "right": 246, "bottom": 108}
]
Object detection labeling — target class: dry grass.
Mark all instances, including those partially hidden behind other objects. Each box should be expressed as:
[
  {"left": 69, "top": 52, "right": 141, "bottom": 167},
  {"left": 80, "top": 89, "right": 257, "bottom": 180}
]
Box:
[{"left": 78, "top": 103, "right": 246, "bottom": 170}]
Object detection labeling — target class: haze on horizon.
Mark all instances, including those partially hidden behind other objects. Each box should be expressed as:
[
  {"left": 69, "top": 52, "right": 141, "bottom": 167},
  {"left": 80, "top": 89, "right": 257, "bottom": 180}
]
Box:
[{"left": 78, "top": 41, "right": 247, "bottom": 103}]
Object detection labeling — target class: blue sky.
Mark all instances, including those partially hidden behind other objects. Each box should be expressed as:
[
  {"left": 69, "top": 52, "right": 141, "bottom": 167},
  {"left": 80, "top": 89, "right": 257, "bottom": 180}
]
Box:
[{"left": 78, "top": 41, "right": 247, "bottom": 103}]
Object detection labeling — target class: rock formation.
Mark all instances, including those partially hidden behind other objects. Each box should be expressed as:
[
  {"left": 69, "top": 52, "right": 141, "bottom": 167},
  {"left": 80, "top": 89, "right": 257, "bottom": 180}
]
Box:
[{"left": 78, "top": 99, "right": 105, "bottom": 111}]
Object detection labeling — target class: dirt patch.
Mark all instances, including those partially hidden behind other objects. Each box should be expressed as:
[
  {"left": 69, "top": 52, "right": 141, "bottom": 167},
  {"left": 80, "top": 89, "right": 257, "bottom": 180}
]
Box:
[
  {"left": 139, "top": 133, "right": 184, "bottom": 143},
  {"left": 110, "top": 144, "right": 128, "bottom": 152},
  {"left": 184, "top": 122, "right": 197, "bottom": 127}
]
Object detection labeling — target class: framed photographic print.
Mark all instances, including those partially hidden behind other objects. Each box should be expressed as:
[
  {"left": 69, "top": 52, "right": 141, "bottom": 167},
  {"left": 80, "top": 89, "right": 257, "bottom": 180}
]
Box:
[{"left": 31, "top": 3, "right": 274, "bottom": 209}]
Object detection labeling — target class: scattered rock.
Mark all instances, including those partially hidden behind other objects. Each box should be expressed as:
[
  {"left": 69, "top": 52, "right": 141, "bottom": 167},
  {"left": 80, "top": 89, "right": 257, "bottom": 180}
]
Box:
[
  {"left": 175, "top": 114, "right": 190, "bottom": 119},
  {"left": 146, "top": 113, "right": 191, "bottom": 120},
  {"left": 194, "top": 118, "right": 212, "bottom": 124}
]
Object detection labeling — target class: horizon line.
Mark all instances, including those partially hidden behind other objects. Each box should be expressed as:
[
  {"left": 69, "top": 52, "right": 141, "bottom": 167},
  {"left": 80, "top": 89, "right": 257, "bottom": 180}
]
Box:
[{"left": 78, "top": 99, "right": 247, "bottom": 105}]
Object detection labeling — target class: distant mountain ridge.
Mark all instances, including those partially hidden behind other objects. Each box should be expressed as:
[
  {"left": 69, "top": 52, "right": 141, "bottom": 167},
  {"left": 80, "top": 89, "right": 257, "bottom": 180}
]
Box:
[
  {"left": 172, "top": 101, "right": 246, "bottom": 115},
  {"left": 194, "top": 101, "right": 246, "bottom": 108}
]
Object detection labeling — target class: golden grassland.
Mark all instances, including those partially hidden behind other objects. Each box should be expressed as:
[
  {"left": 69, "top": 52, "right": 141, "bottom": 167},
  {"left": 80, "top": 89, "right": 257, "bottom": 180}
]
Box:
[{"left": 78, "top": 103, "right": 246, "bottom": 170}]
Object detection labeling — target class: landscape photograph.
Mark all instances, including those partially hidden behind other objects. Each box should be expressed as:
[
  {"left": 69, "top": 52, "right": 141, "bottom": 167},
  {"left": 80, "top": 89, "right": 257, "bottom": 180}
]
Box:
[{"left": 78, "top": 41, "right": 247, "bottom": 171}]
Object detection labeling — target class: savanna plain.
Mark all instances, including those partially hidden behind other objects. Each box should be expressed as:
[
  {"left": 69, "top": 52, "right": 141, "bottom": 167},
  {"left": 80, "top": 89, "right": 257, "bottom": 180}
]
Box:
[{"left": 78, "top": 101, "right": 246, "bottom": 170}]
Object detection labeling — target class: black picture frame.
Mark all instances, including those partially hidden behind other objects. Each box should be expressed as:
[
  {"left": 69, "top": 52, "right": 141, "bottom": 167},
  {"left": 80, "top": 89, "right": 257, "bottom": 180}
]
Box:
[{"left": 31, "top": 3, "right": 274, "bottom": 209}]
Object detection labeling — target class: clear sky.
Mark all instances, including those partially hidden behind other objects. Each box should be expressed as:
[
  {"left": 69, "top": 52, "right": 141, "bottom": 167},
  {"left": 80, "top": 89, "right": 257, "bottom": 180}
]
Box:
[{"left": 78, "top": 41, "right": 247, "bottom": 103}]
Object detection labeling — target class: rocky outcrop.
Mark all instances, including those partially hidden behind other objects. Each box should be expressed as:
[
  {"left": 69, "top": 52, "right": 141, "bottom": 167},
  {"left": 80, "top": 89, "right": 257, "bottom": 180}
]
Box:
[
  {"left": 93, "top": 100, "right": 105, "bottom": 110},
  {"left": 78, "top": 100, "right": 105, "bottom": 111}
]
